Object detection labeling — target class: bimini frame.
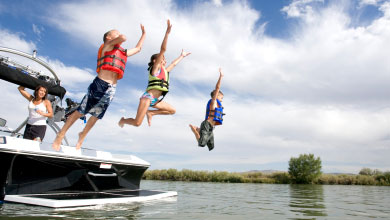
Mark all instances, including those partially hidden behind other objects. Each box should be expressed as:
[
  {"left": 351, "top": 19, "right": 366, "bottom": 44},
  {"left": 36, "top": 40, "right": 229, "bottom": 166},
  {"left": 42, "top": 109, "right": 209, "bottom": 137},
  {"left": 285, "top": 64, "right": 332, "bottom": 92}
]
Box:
[{"left": 0, "top": 47, "right": 69, "bottom": 145}]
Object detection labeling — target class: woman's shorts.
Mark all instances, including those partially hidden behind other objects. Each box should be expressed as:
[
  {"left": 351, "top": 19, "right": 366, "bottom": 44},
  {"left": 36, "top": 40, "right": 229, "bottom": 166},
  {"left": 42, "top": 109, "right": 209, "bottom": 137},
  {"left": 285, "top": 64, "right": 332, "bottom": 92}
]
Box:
[
  {"left": 77, "top": 77, "right": 116, "bottom": 119},
  {"left": 23, "top": 124, "right": 47, "bottom": 141}
]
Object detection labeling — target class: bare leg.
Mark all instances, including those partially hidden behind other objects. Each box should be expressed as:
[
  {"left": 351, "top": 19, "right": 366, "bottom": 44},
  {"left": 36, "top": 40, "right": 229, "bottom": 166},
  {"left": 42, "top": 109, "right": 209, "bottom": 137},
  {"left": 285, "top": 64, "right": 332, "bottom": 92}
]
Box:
[
  {"left": 147, "top": 101, "right": 176, "bottom": 126},
  {"left": 76, "top": 116, "right": 98, "bottom": 150},
  {"left": 118, "top": 98, "right": 150, "bottom": 127},
  {"left": 52, "top": 111, "right": 83, "bottom": 151},
  {"left": 189, "top": 124, "right": 200, "bottom": 141}
]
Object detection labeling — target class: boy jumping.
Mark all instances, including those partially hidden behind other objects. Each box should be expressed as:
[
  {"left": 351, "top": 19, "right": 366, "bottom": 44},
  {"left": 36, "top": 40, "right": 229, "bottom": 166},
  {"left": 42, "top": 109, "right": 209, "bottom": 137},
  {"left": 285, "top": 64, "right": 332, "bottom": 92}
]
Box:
[
  {"left": 52, "top": 25, "right": 146, "bottom": 151},
  {"left": 189, "top": 68, "right": 225, "bottom": 151}
]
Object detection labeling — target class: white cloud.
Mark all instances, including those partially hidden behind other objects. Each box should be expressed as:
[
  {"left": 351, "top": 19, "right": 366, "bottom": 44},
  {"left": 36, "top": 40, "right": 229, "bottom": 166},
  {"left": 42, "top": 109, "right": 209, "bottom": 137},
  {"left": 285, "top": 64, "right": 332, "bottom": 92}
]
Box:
[
  {"left": 45, "top": 0, "right": 389, "bottom": 109},
  {"left": 32, "top": 24, "right": 41, "bottom": 35},
  {"left": 42, "top": 58, "right": 95, "bottom": 89},
  {"left": 359, "top": 0, "right": 382, "bottom": 7},
  {"left": 0, "top": 29, "right": 36, "bottom": 53},
  {"left": 32, "top": 24, "right": 44, "bottom": 40},
  {"left": 379, "top": 1, "right": 390, "bottom": 18},
  {"left": 281, "top": 0, "right": 324, "bottom": 19},
  {"left": 212, "top": 0, "right": 223, "bottom": 7}
]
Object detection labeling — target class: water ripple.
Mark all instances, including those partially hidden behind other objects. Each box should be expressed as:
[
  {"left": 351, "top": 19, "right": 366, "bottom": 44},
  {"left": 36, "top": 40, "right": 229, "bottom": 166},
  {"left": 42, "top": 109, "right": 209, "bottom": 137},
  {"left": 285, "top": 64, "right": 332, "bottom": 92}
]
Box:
[{"left": 1, "top": 181, "right": 390, "bottom": 219}]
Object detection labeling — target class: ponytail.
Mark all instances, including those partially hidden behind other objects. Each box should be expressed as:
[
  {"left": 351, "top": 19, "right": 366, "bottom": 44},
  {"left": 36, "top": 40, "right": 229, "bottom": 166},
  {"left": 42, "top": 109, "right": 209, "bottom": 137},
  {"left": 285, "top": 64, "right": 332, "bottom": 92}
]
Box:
[{"left": 147, "top": 54, "right": 159, "bottom": 71}]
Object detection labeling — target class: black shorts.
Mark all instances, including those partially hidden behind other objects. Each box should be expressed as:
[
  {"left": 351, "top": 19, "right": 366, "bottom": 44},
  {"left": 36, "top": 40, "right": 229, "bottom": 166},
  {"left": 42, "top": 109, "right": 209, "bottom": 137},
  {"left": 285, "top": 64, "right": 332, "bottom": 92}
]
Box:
[
  {"left": 23, "top": 124, "right": 47, "bottom": 141},
  {"left": 198, "top": 120, "right": 214, "bottom": 151}
]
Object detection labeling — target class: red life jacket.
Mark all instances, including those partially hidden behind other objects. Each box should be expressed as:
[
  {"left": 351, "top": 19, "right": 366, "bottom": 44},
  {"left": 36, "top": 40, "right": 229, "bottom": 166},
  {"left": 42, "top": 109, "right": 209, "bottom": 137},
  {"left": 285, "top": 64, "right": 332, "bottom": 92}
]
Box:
[{"left": 96, "top": 44, "right": 127, "bottom": 80}]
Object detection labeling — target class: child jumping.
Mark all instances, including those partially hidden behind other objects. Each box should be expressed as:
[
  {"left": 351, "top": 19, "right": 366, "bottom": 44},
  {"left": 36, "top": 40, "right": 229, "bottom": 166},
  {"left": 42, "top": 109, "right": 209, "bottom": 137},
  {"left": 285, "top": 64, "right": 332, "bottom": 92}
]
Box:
[
  {"left": 52, "top": 25, "right": 146, "bottom": 151},
  {"left": 189, "top": 68, "right": 225, "bottom": 151},
  {"left": 118, "top": 20, "right": 190, "bottom": 127}
]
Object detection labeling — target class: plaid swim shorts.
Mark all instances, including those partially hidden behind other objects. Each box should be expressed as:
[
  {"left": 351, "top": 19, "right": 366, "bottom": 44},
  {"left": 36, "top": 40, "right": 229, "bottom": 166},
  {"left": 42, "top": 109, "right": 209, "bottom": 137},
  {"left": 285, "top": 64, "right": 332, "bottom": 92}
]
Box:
[{"left": 77, "top": 77, "right": 116, "bottom": 119}]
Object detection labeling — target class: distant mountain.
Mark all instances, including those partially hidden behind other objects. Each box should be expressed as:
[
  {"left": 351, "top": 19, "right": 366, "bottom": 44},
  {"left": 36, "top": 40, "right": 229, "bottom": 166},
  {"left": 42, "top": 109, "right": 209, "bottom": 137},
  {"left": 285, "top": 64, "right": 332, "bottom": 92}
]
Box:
[
  {"left": 244, "top": 170, "right": 284, "bottom": 174},
  {"left": 243, "top": 170, "right": 357, "bottom": 175},
  {"left": 323, "top": 172, "right": 356, "bottom": 175}
]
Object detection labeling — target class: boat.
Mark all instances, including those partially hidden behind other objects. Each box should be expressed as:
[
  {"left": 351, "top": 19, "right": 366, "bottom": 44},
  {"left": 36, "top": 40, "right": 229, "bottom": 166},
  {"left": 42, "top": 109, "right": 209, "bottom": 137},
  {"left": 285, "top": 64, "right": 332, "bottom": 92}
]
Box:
[{"left": 0, "top": 47, "right": 176, "bottom": 208}]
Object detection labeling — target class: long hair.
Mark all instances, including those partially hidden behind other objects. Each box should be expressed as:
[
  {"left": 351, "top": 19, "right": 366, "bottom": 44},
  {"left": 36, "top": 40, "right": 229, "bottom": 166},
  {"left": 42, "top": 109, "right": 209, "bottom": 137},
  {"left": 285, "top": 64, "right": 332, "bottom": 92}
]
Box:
[
  {"left": 33, "top": 85, "right": 48, "bottom": 101},
  {"left": 147, "top": 54, "right": 159, "bottom": 72}
]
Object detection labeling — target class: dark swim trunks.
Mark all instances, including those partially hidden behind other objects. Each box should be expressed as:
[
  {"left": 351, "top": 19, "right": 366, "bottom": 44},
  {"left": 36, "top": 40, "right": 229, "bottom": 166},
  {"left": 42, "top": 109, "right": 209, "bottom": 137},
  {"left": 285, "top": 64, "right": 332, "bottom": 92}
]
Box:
[
  {"left": 23, "top": 124, "right": 47, "bottom": 141},
  {"left": 198, "top": 120, "right": 214, "bottom": 151},
  {"left": 77, "top": 77, "right": 116, "bottom": 119}
]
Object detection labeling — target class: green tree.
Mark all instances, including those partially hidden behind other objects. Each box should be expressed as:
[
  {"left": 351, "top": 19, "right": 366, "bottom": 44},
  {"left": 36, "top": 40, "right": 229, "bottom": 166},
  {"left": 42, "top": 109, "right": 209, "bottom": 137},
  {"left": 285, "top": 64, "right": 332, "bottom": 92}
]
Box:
[
  {"left": 359, "top": 168, "right": 373, "bottom": 176},
  {"left": 288, "top": 154, "right": 322, "bottom": 184}
]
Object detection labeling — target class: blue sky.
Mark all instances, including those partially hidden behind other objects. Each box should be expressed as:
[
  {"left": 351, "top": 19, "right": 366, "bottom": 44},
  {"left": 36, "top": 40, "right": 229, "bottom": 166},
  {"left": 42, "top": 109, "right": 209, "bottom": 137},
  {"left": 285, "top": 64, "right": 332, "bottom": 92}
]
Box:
[{"left": 1, "top": 0, "right": 390, "bottom": 173}]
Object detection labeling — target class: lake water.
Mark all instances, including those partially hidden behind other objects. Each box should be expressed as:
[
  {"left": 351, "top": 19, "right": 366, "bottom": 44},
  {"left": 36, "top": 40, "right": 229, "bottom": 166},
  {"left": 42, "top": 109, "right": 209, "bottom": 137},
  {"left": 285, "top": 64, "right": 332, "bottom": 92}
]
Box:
[{"left": 1, "top": 180, "right": 390, "bottom": 219}]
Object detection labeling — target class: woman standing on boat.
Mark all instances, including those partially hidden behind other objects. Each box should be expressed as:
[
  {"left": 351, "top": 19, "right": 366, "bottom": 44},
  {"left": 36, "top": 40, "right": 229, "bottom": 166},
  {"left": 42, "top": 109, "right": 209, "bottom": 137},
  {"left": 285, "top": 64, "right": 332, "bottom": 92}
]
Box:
[{"left": 18, "top": 85, "right": 53, "bottom": 141}]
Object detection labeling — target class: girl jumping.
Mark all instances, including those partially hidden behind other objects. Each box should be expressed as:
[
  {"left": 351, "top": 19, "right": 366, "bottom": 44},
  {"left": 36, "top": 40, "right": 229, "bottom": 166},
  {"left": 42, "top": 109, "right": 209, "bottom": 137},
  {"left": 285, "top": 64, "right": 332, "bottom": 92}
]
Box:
[{"left": 118, "top": 20, "right": 190, "bottom": 127}]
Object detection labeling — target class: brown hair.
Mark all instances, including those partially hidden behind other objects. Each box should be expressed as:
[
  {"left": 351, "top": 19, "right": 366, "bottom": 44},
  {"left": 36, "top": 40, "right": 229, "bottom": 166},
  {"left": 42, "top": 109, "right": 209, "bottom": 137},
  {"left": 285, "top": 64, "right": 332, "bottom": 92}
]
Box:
[
  {"left": 210, "top": 90, "right": 224, "bottom": 98},
  {"left": 147, "top": 54, "right": 159, "bottom": 71},
  {"left": 33, "top": 85, "right": 48, "bottom": 101},
  {"left": 103, "top": 30, "right": 111, "bottom": 43}
]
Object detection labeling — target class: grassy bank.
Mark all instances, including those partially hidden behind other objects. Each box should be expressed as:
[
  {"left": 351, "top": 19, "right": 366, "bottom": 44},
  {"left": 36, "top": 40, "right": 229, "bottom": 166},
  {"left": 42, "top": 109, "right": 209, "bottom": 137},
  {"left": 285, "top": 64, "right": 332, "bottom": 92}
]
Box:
[{"left": 142, "top": 169, "right": 390, "bottom": 186}]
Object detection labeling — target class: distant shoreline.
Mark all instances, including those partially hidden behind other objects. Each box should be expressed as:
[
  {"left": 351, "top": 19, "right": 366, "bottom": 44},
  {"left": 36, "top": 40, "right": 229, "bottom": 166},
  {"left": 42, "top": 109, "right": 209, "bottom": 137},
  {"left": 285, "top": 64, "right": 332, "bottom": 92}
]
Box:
[{"left": 142, "top": 169, "right": 390, "bottom": 186}]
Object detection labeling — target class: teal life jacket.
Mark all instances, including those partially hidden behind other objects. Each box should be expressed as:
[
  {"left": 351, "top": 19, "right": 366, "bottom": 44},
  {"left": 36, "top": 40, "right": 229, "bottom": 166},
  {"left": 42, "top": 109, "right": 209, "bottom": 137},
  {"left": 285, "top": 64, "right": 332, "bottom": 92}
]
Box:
[{"left": 205, "top": 99, "right": 224, "bottom": 125}]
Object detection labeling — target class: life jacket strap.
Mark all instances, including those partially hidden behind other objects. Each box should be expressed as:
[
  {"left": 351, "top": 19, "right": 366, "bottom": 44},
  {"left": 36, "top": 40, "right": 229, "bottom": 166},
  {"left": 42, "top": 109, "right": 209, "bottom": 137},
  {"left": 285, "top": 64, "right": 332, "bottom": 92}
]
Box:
[
  {"left": 97, "top": 62, "right": 125, "bottom": 71},
  {"left": 114, "top": 46, "right": 127, "bottom": 54},
  {"left": 97, "top": 55, "right": 126, "bottom": 64},
  {"left": 147, "top": 79, "right": 169, "bottom": 89}
]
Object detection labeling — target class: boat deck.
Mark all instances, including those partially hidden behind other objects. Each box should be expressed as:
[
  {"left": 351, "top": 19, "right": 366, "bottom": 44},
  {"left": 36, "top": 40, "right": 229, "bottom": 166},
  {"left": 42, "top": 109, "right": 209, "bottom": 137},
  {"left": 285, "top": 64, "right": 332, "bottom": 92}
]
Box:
[{"left": 0, "top": 136, "right": 150, "bottom": 167}]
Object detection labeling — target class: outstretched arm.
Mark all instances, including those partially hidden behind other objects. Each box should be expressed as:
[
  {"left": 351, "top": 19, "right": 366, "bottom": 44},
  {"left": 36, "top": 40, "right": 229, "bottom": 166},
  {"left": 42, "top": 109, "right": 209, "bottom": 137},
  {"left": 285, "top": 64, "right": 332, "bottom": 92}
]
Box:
[
  {"left": 126, "top": 24, "right": 146, "bottom": 57},
  {"left": 152, "top": 20, "right": 172, "bottom": 75},
  {"left": 105, "top": 34, "right": 126, "bottom": 48},
  {"left": 18, "top": 86, "right": 33, "bottom": 101},
  {"left": 210, "top": 68, "right": 224, "bottom": 104},
  {"left": 166, "top": 49, "right": 191, "bottom": 72}
]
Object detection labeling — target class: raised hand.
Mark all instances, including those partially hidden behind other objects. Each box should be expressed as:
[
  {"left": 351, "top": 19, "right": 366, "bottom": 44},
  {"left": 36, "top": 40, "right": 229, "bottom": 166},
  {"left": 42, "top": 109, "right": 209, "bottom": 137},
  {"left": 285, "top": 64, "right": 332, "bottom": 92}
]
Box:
[
  {"left": 140, "top": 24, "right": 145, "bottom": 34},
  {"left": 166, "top": 19, "right": 172, "bottom": 34},
  {"left": 181, "top": 49, "right": 191, "bottom": 57},
  {"left": 219, "top": 67, "right": 224, "bottom": 77}
]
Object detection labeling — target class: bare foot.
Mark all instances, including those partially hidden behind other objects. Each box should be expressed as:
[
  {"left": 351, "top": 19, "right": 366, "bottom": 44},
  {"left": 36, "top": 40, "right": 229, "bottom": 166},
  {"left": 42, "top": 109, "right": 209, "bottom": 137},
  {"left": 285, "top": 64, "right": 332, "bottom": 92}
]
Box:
[
  {"left": 52, "top": 134, "right": 64, "bottom": 151},
  {"left": 118, "top": 117, "right": 125, "bottom": 128},
  {"left": 75, "top": 132, "right": 84, "bottom": 150},
  {"left": 189, "top": 124, "right": 200, "bottom": 140},
  {"left": 146, "top": 112, "right": 153, "bottom": 126}
]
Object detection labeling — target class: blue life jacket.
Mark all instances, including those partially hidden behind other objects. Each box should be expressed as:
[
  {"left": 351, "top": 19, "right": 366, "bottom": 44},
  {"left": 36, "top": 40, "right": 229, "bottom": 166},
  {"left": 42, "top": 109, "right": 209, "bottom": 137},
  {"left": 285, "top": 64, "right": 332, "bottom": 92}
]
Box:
[{"left": 205, "top": 99, "right": 224, "bottom": 125}]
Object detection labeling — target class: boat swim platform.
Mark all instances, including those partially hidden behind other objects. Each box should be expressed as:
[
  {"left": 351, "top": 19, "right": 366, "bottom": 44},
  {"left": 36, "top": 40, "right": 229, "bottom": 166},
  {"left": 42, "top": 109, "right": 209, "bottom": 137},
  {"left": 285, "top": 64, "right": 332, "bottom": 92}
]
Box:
[{"left": 5, "top": 190, "right": 177, "bottom": 208}]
